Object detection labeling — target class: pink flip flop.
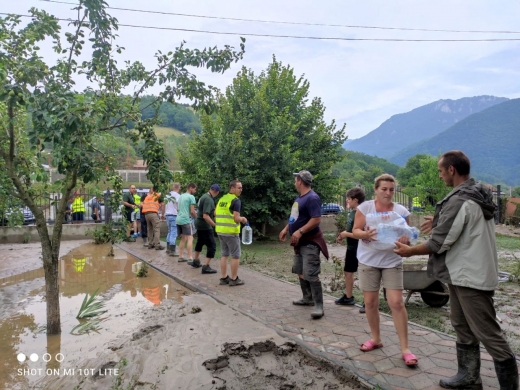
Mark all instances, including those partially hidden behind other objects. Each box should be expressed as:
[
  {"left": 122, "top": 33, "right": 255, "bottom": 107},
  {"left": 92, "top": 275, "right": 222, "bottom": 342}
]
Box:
[
  {"left": 360, "top": 340, "right": 384, "bottom": 352},
  {"left": 402, "top": 352, "right": 418, "bottom": 366}
]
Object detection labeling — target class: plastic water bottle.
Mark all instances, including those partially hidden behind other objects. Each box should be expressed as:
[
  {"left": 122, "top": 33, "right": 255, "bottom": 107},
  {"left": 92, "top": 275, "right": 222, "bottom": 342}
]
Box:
[
  {"left": 376, "top": 224, "right": 420, "bottom": 245},
  {"left": 242, "top": 223, "right": 252, "bottom": 245}
]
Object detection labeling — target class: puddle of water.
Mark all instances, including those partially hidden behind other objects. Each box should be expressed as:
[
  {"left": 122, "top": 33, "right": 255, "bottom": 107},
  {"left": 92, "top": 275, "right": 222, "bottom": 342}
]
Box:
[{"left": 0, "top": 243, "right": 190, "bottom": 390}]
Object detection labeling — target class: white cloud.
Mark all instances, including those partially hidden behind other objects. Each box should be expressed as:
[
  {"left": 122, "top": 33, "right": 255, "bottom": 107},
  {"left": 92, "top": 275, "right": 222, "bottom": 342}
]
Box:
[{"left": 5, "top": 0, "right": 520, "bottom": 139}]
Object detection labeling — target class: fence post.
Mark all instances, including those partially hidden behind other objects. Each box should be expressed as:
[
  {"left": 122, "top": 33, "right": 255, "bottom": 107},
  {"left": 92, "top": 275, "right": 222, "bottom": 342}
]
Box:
[{"left": 497, "top": 185, "right": 501, "bottom": 224}]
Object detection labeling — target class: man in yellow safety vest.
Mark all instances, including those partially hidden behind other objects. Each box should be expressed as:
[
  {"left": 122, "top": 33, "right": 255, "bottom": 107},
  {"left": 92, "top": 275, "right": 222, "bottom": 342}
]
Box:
[{"left": 215, "top": 180, "right": 247, "bottom": 286}]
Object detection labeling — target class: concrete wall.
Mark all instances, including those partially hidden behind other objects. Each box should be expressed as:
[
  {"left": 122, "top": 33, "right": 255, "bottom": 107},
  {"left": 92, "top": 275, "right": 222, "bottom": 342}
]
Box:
[{"left": 0, "top": 222, "right": 170, "bottom": 244}]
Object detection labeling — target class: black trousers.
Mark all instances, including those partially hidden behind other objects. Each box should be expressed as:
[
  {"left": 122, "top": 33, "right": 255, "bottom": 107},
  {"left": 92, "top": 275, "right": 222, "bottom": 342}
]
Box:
[{"left": 194, "top": 229, "right": 216, "bottom": 259}]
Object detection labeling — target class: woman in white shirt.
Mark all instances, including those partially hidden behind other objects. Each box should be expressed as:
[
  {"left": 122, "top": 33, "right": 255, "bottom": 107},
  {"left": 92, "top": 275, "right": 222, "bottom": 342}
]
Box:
[{"left": 352, "top": 174, "right": 418, "bottom": 367}]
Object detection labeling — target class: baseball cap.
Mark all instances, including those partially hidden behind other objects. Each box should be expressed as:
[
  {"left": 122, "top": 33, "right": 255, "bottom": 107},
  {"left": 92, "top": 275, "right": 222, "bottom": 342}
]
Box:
[
  {"left": 210, "top": 184, "right": 221, "bottom": 192},
  {"left": 293, "top": 170, "right": 313, "bottom": 184}
]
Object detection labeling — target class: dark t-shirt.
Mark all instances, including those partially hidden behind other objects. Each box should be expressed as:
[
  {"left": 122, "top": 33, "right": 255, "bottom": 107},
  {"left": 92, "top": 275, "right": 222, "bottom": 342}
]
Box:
[
  {"left": 288, "top": 190, "right": 321, "bottom": 236},
  {"left": 346, "top": 209, "right": 359, "bottom": 251},
  {"left": 122, "top": 192, "right": 135, "bottom": 216},
  {"left": 230, "top": 198, "right": 241, "bottom": 213},
  {"left": 195, "top": 193, "right": 216, "bottom": 230}
]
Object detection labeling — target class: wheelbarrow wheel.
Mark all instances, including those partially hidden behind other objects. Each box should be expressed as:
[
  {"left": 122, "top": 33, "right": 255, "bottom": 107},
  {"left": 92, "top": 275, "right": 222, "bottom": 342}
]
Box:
[{"left": 420, "top": 281, "right": 449, "bottom": 307}]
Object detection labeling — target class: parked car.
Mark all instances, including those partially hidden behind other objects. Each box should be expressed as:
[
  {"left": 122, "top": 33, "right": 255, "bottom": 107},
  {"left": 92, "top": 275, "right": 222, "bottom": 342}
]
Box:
[
  {"left": 0, "top": 207, "right": 36, "bottom": 226},
  {"left": 321, "top": 203, "right": 344, "bottom": 215}
]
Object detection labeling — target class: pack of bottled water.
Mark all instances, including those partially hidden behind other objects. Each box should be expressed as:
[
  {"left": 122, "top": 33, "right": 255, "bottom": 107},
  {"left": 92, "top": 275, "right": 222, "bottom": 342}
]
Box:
[{"left": 365, "top": 211, "right": 419, "bottom": 250}]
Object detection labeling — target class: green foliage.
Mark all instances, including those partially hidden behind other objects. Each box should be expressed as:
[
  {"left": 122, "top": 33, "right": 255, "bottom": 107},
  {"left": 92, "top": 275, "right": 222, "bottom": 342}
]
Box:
[
  {"left": 136, "top": 262, "right": 148, "bottom": 278},
  {"left": 71, "top": 288, "right": 107, "bottom": 335},
  {"left": 179, "top": 57, "right": 346, "bottom": 228},
  {"left": 397, "top": 154, "right": 431, "bottom": 187},
  {"left": 139, "top": 96, "right": 202, "bottom": 133},
  {"left": 331, "top": 150, "right": 399, "bottom": 195},
  {"left": 0, "top": 1, "right": 245, "bottom": 334},
  {"left": 400, "top": 154, "right": 449, "bottom": 209},
  {"left": 512, "top": 187, "right": 520, "bottom": 198},
  {"left": 88, "top": 222, "right": 127, "bottom": 245}
]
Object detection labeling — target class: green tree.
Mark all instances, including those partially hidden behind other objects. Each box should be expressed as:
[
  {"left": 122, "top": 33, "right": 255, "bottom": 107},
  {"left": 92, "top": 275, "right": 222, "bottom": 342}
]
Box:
[
  {"left": 0, "top": 1, "right": 244, "bottom": 334},
  {"left": 403, "top": 155, "right": 449, "bottom": 209},
  {"left": 179, "top": 57, "right": 346, "bottom": 234},
  {"left": 512, "top": 187, "right": 520, "bottom": 198},
  {"left": 397, "top": 154, "right": 431, "bottom": 187}
]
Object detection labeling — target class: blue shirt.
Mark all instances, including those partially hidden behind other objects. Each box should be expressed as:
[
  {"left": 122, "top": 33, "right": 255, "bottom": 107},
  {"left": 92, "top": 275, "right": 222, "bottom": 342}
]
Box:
[{"left": 288, "top": 190, "right": 322, "bottom": 235}]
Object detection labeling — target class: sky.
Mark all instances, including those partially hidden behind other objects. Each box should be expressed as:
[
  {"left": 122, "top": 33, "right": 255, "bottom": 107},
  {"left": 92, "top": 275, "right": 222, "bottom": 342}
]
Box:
[{"left": 4, "top": 0, "right": 520, "bottom": 139}]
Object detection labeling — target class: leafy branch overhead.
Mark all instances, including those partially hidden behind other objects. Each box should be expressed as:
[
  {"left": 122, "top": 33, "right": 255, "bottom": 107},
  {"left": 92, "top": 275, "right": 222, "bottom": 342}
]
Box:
[{"left": 0, "top": 0, "right": 245, "bottom": 334}]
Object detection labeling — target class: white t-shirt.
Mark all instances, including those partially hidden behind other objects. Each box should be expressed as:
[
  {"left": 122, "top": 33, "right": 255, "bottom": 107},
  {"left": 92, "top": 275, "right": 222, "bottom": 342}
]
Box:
[
  {"left": 356, "top": 200, "right": 410, "bottom": 268},
  {"left": 164, "top": 191, "right": 180, "bottom": 216}
]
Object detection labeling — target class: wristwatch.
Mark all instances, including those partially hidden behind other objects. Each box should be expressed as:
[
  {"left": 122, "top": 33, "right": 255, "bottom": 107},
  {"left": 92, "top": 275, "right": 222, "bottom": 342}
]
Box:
[{"left": 299, "top": 229, "right": 304, "bottom": 235}]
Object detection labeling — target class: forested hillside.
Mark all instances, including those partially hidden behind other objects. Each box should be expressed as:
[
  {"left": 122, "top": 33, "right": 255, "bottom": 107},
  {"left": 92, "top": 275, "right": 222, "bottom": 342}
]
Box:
[
  {"left": 139, "top": 96, "right": 202, "bottom": 134},
  {"left": 332, "top": 150, "right": 400, "bottom": 190},
  {"left": 390, "top": 98, "right": 520, "bottom": 185},
  {"left": 344, "top": 96, "right": 508, "bottom": 158}
]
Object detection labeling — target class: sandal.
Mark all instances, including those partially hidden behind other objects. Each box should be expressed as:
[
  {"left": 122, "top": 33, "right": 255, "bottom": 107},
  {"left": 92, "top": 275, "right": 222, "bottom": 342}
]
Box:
[
  {"left": 360, "top": 340, "right": 383, "bottom": 352},
  {"left": 402, "top": 352, "right": 418, "bottom": 366}
]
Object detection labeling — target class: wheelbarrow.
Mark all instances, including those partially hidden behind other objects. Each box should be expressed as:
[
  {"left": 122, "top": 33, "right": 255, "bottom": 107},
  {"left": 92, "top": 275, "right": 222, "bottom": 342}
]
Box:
[
  {"left": 401, "top": 263, "right": 449, "bottom": 307},
  {"left": 382, "top": 263, "right": 450, "bottom": 307}
]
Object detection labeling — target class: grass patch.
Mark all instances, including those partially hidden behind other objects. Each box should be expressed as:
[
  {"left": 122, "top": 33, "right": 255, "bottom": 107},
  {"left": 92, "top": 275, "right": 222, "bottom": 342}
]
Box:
[
  {"left": 153, "top": 125, "right": 186, "bottom": 139},
  {"left": 496, "top": 234, "right": 520, "bottom": 251}
]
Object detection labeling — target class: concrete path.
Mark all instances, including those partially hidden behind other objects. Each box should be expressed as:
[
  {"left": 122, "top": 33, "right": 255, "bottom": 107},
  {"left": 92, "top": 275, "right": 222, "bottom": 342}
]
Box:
[{"left": 118, "top": 241, "right": 519, "bottom": 390}]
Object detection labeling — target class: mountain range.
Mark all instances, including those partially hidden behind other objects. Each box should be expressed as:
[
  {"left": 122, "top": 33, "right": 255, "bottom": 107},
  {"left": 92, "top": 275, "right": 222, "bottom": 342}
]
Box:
[
  {"left": 344, "top": 96, "right": 520, "bottom": 185},
  {"left": 344, "top": 96, "right": 508, "bottom": 158}
]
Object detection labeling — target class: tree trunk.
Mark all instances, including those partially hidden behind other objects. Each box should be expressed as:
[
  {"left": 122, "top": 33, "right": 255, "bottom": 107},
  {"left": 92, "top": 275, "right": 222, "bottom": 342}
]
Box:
[{"left": 37, "top": 216, "right": 61, "bottom": 334}]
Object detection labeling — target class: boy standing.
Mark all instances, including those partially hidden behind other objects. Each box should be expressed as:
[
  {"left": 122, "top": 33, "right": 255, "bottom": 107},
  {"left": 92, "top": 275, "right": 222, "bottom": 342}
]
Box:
[{"left": 335, "top": 187, "right": 365, "bottom": 306}]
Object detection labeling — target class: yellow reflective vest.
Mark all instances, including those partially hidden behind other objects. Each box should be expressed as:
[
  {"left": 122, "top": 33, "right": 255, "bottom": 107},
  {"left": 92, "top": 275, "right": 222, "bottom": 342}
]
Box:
[
  {"left": 133, "top": 194, "right": 141, "bottom": 211},
  {"left": 72, "top": 196, "right": 85, "bottom": 212},
  {"left": 215, "top": 193, "right": 240, "bottom": 235},
  {"left": 72, "top": 257, "right": 86, "bottom": 272},
  {"left": 412, "top": 197, "right": 421, "bottom": 208}
]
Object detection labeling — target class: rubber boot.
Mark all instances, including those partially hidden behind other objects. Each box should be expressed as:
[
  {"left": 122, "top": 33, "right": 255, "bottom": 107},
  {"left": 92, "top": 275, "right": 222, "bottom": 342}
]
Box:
[
  {"left": 292, "top": 278, "right": 313, "bottom": 306},
  {"left": 168, "top": 245, "right": 176, "bottom": 257},
  {"left": 493, "top": 357, "right": 519, "bottom": 390},
  {"left": 309, "top": 281, "right": 324, "bottom": 319},
  {"left": 142, "top": 237, "right": 148, "bottom": 247},
  {"left": 439, "top": 343, "right": 483, "bottom": 389},
  {"left": 166, "top": 243, "right": 171, "bottom": 255}
]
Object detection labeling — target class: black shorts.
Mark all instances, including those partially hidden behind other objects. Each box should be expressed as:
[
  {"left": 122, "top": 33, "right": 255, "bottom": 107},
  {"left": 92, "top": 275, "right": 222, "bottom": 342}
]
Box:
[
  {"left": 125, "top": 211, "right": 133, "bottom": 223},
  {"left": 344, "top": 249, "right": 359, "bottom": 273}
]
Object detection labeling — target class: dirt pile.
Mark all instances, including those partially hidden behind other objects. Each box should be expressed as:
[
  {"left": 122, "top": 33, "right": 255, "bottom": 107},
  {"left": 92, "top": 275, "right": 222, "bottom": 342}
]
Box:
[{"left": 203, "top": 341, "right": 362, "bottom": 390}]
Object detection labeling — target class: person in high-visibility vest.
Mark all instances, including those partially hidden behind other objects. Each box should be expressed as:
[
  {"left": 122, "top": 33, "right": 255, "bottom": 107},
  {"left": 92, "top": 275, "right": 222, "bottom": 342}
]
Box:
[
  {"left": 132, "top": 192, "right": 141, "bottom": 238},
  {"left": 412, "top": 196, "right": 422, "bottom": 212},
  {"left": 141, "top": 186, "right": 165, "bottom": 250},
  {"left": 215, "top": 180, "right": 247, "bottom": 286},
  {"left": 71, "top": 191, "right": 85, "bottom": 224}
]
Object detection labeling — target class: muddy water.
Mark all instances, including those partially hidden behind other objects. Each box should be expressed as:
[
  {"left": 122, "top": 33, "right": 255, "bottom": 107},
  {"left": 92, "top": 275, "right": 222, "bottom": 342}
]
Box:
[{"left": 0, "top": 243, "right": 190, "bottom": 390}]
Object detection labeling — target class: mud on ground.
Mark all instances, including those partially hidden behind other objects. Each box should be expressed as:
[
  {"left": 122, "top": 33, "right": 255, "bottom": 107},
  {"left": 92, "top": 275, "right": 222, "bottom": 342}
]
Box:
[{"left": 40, "top": 294, "right": 360, "bottom": 390}]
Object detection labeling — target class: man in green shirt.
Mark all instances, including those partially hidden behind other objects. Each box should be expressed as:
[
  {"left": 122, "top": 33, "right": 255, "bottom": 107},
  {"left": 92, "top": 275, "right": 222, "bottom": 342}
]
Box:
[
  {"left": 122, "top": 185, "right": 137, "bottom": 242},
  {"left": 176, "top": 183, "right": 197, "bottom": 262},
  {"left": 190, "top": 184, "right": 221, "bottom": 274}
]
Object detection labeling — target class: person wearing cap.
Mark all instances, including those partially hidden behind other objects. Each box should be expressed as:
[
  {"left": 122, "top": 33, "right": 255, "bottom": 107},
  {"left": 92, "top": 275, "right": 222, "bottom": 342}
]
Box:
[
  {"left": 176, "top": 183, "right": 198, "bottom": 262},
  {"left": 279, "top": 170, "right": 329, "bottom": 319},
  {"left": 215, "top": 180, "right": 247, "bottom": 286},
  {"left": 91, "top": 195, "right": 102, "bottom": 223},
  {"left": 189, "top": 184, "right": 221, "bottom": 274}
]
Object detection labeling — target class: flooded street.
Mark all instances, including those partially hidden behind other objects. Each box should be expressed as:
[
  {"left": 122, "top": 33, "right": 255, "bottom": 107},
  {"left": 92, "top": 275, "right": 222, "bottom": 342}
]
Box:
[{"left": 0, "top": 242, "right": 190, "bottom": 390}]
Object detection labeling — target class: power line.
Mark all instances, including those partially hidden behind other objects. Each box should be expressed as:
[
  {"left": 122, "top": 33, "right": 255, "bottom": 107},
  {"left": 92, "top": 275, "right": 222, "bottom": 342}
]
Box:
[
  {"left": 40, "top": 0, "right": 520, "bottom": 35},
  {"left": 3, "top": 12, "right": 520, "bottom": 42}
]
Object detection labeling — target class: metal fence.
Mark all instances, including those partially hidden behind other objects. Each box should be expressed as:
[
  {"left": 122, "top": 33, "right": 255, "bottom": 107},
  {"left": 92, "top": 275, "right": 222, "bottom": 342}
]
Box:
[
  {"left": 330, "top": 184, "right": 506, "bottom": 223},
  {"left": 0, "top": 190, "right": 147, "bottom": 226}
]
